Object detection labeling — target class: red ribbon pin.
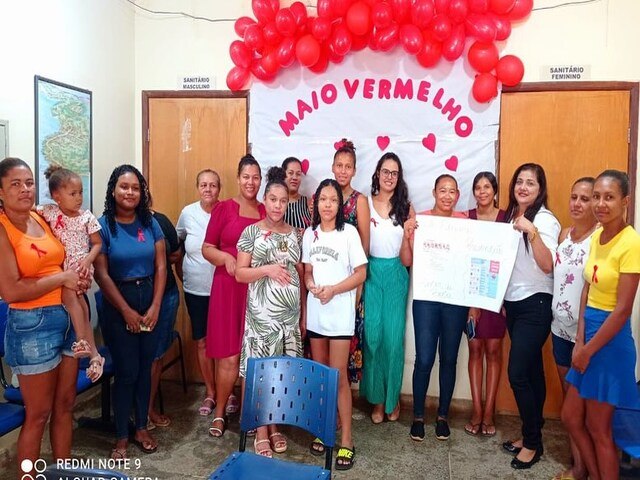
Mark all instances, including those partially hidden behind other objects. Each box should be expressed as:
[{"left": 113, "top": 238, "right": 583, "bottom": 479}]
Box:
[
  {"left": 370, "top": 218, "right": 378, "bottom": 227},
  {"left": 592, "top": 265, "right": 598, "bottom": 283},
  {"left": 263, "top": 231, "right": 272, "bottom": 241},
  {"left": 555, "top": 251, "right": 561, "bottom": 266},
  {"left": 55, "top": 214, "right": 65, "bottom": 229},
  {"left": 137, "top": 227, "right": 145, "bottom": 242},
  {"left": 313, "top": 230, "right": 319, "bottom": 243},
  {"left": 30, "top": 243, "right": 47, "bottom": 258}
]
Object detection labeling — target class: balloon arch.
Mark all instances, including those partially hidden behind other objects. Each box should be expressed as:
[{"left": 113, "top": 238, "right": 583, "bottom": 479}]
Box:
[{"left": 227, "top": 0, "right": 532, "bottom": 103}]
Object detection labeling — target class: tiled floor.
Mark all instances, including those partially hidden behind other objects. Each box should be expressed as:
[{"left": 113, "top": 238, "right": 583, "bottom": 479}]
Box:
[{"left": 2, "top": 382, "right": 639, "bottom": 480}]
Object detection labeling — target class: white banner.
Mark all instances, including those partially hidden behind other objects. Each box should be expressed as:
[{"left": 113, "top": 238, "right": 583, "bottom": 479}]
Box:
[
  {"left": 249, "top": 49, "right": 501, "bottom": 212},
  {"left": 412, "top": 215, "right": 520, "bottom": 312}
]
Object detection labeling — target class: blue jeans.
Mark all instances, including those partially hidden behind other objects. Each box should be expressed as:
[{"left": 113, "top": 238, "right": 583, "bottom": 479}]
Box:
[
  {"left": 412, "top": 300, "right": 467, "bottom": 419},
  {"left": 99, "top": 278, "right": 159, "bottom": 440},
  {"left": 154, "top": 284, "right": 180, "bottom": 360}
]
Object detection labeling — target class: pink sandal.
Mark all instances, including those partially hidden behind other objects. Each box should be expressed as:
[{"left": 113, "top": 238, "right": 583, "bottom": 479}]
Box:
[{"left": 72, "top": 339, "right": 93, "bottom": 358}]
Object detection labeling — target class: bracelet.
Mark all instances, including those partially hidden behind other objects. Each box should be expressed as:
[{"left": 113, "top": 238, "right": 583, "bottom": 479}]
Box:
[{"left": 528, "top": 227, "right": 539, "bottom": 242}]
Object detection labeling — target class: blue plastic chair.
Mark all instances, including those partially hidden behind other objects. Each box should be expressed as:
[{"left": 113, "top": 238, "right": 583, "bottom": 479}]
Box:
[
  {"left": 613, "top": 382, "right": 640, "bottom": 476},
  {"left": 208, "top": 356, "right": 339, "bottom": 480}
]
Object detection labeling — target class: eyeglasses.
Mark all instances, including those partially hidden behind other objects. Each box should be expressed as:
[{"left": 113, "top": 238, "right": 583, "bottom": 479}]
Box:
[{"left": 380, "top": 168, "right": 399, "bottom": 179}]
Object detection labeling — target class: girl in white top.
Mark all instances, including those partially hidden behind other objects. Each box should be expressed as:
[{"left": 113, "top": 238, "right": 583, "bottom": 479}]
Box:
[
  {"left": 175, "top": 169, "right": 219, "bottom": 417},
  {"left": 360, "top": 153, "right": 414, "bottom": 425},
  {"left": 551, "top": 177, "right": 597, "bottom": 480},
  {"left": 503, "top": 164, "right": 561, "bottom": 469},
  {"left": 302, "top": 178, "right": 367, "bottom": 471}
]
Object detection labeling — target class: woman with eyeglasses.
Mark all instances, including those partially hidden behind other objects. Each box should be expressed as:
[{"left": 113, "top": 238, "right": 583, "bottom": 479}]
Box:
[{"left": 360, "top": 153, "right": 413, "bottom": 424}]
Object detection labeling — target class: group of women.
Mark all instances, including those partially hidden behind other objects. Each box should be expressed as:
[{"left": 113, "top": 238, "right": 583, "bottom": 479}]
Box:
[{"left": 0, "top": 145, "right": 638, "bottom": 477}]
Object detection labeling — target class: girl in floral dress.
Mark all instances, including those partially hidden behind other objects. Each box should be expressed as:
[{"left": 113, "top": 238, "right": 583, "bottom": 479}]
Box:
[{"left": 235, "top": 167, "right": 304, "bottom": 458}]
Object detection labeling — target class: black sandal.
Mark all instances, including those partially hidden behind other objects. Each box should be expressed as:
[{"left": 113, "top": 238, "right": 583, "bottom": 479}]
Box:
[
  {"left": 335, "top": 446, "right": 355, "bottom": 470},
  {"left": 309, "top": 437, "right": 325, "bottom": 456}
]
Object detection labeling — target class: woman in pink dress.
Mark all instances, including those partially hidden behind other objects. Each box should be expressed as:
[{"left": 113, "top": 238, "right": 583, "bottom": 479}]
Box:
[{"left": 202, "top": 154, "right": 266, "bottom": 438}]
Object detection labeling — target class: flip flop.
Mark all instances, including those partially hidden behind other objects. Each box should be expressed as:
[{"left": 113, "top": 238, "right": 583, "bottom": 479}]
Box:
[
  {"left": 110, "top": 447, "right": 127, "bottom": 460},
  {"left": 335, "top": 446, "right": 356, "bottom": 471},
  {"left": 149, "top": 414, "right": 171, "bottom": 428},
  {"left": 131, "top": 438, "right": 157, "bottom": 454},
  {"left": 464, "top": 422, "right": 481, "bottom": 436},
  {"left": 481, "top": 423, "right": 496, "bottom": 437},
  {"left": 309, "top": 437, "right": 325, "bottom": 456},
  {"left": 198, "top": 397, "right": 216, "bottom": 416},
  {"left": 269, "top": 432, "right": 287, "bottom": 453}
]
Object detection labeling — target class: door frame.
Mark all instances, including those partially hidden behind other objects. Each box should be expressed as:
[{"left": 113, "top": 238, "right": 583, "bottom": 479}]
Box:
[
  {"left": 141, "top": 90, "right": 250, "bottom": 177},
  {"left": 500, "top": 81, "right": 639, "bottom": 222}
]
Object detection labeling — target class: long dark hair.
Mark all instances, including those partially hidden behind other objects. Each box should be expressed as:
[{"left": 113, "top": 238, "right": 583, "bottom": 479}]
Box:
[
  {"left": 505, "top": 163, "right": 548, "bottom": 250},
  {"left": 371, "top": 152, "right": 410, "bottom": 226},
  {"left": 312, "top": 179, "right": 345, "bottom": 231},
  {"left": 472, "top": 171, "right": 498, "bottom": 208},
  {"left": 0, "top": 157, "right": 31, "bottom": 208},
  {"left": 103, "top": 164, "right": 152, "bottom": 236}
]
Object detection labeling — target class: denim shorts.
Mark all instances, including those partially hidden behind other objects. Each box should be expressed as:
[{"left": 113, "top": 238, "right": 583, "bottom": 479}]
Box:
[
  {"left": 154, "top": 284, "right": 180, "bottom": 359},
  {"left": 552, "top": 332, "right": 575, "bottom": 368},
  {"left": 4, "top": 305, "right": 75, "bottom": 375}
]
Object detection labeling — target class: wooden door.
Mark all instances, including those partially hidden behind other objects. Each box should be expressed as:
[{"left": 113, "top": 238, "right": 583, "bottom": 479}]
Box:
[
  {"left": 496, "top": 85, "right": 637, "bottom": 418},
  {"left": 143, "top": 92, "right": 248, "bottom": 382}
]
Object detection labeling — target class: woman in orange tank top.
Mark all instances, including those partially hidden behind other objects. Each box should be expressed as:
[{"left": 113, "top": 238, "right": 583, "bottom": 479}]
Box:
[{"left": 0, "top": 157, "right": 89, "bottom": 474}]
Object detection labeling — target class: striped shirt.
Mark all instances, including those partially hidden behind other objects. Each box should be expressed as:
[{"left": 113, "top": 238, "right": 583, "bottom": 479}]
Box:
[{"left": 285, "top": 195, "right": 312, "bottom": 230}]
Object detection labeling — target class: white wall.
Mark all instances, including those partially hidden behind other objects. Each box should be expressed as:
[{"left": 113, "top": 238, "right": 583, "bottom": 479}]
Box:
[
  {"left": 0, "top": 0, "right": 136, "bottom": 210},
  {"left": 133, "top": 0, "right": 640, "bottom": 400}
]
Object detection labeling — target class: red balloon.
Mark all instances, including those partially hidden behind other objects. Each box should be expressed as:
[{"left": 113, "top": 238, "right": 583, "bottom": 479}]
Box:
[
  {"left": 252, "top": 0, "right": 276, "bottom": 23},
  {"left": 411, "top": 0, "right": 435, "bottom": 29},
  {"left": 468, "top": 0, "right": 489, "bottom": 13},
  {"left": 226, "top": 66, "right": 250, "bottom": 90},
  {"left": 296, "top": 34, "right": 321, "bottom": 67},
  {"left": 260, "top": 49, "right": 280, "bottom": 76},
  {"left": 466, "top": 13, "right": 496, "bottom": 42},
  {"left": 416, "top": 35, "right": 442, "bottom": 67},
  {"left": 230, "top": 41, "right": 252, "bottom": 69},
  {"left": 309, "top": 46, "right": 330, "bottom": 73},
  {"left": 372, "top": 2, "right": 394, "bottom": 29},
  {"left": 263, "top": 22, "right": 282, "bottom": 46},
  {"left": 472, "top": 72, "right": 498, "bottom": 103},
  {"left": 467, "top": 41, "right": 498, "bottom": 72},
  {"left": 333, "top": 0, "right": 353, "bottom": 17},
  {"left": 376, "top": 22, "right": 400, "bottom": 51},
  {"left": 391, "top": 0, "right": 411, "bottom": 23},
  {"left": 449, "top": 0, "right": 469, "bottom": 24},
  {"left": 434, "top": 0, "right": 451, "bottom": 14},
  {"left": 490, "top": 0, "right": 515, "bottom": 14},
  {"left": 442, "top": 24, "right": 465, "bottom": 61},
  {"left": 244, "top": 24, "right": 265, "bottom": 53},
  {"left": 400, "top": 24, "right": 424, "bottom": 55},
  {"left": 312, "top": 17, "right": 332, "bottom": 41},
  {"left": 351, "top": 33, "right": 370, "bottom": 51},
  {"left": 251, "top": 59, "right": 276, "bottom": 82},
  {"left": 234, "top": 17, "right": 256, "bottom": 38},
  {"left": 275, "top": 8, "right": 297, "bottom": 36},
  {"left": 331, "top": 23, "right": 353, "bottom": 56},
  {"left": 317, "top": 0, "right": 334, "bottom": 18},
  {"left": 289, "top": 2, "right": 308, "bottom": 26},
  {"left": 328, "top": 44, "right": 345, "bottom": 63},
  {"left": 508, "top": 0, "right": 533, "bottom": 20},
  {"left": 346, "top": 2, "right": 371, "bottom": 36},
  {"left": 490, "top": 14, "right": 511, "bottom": 40},
  {"left": 276, "top": 37, "right": 296, "bottom": 67},
  {"left": 496, "top": 54, "right": 524, "bottom": 86},
  {"left": 270, "top": 0, "right": 280, "bottom": 12},
  {"left": 429, "top": 14, "right": 453, "bottom": 42}
]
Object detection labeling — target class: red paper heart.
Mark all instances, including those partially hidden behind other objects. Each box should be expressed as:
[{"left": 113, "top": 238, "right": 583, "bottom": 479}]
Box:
[
  {"left": 376, "top": 135, "right": 390, "bottom": 150},
  {"left": 301, "top": 158, "right": 310, "bottom": 175},
  {"left": 445, "top": 155, "right": 459, "bottom": 172},
  {"left": 422, "top": 133, "right": 436, "bottom": 152}
]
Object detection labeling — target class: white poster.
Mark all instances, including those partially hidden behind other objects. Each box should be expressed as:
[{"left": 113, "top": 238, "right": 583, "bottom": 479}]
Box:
[
  {"left": 412, "top": 215, "right": 520, "bottom": 312},
  {"left": 249, "top": 49, "right": 501, "bottom": 212}
]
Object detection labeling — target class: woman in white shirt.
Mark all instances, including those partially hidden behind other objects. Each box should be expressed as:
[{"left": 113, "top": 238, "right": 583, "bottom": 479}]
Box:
[
  {"left": 502, "top": 163, "right": 561, "bottom": 470},
  {"left": 551, "top": 177, "right": 596, "bottom": 480},
  {"left": 360, "top": 153, "right": 414, "bottom": 424},
  {"left": 303, "top": 178, "right": 367, "bottom": 471},
  {"left": 176, "top": 169, "right": 219, "bottom": 417}
]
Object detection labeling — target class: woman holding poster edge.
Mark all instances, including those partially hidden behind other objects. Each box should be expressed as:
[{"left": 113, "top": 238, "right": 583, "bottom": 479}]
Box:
[
  {"left": 501, "top": 163, "right": 561, "bottom": 470},
  {"left": 562, "top": 170, "right": 640, "bottom": 480},
  {"left": 303, "top": 179, "right": 367, "bottom": 470},
  {"left": 361, "top": 153, "right": 414, "bottom": 424},
  {"left": 550, "top": 177, "right": 597, "bottom": 480},
  {"left": 404, "top": 174, "right": 470, "bottom": 442},
  {"left": 332, "top": 139, "right": 370, "bottom": 384},
  {"left": 465, "top": 172, "right": 508, "bottom": 438}
]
